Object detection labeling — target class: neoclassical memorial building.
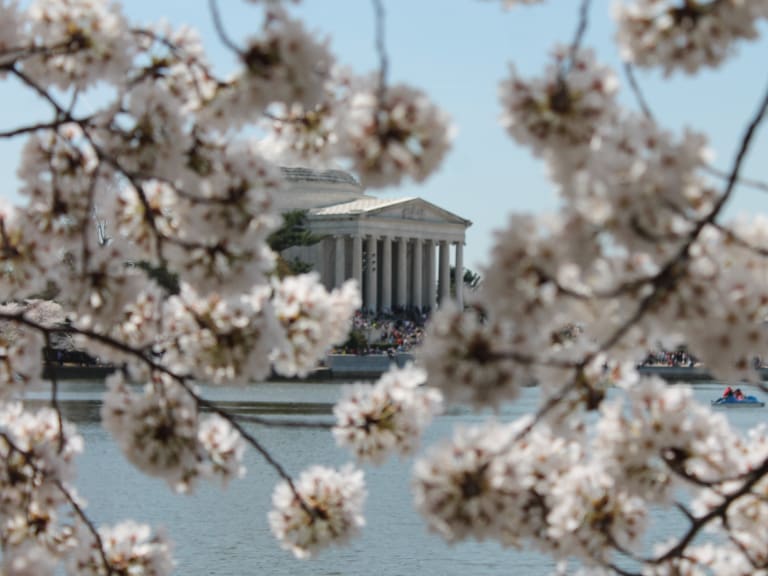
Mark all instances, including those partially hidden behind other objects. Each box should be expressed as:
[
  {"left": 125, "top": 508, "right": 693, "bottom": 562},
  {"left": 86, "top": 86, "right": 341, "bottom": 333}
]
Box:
[{"left": 277, "top": 167, "right": 471, "bottom": 313}]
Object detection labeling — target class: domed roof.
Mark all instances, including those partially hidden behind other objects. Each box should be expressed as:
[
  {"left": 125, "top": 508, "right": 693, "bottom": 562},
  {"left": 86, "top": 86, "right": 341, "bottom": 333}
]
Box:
[
  {"left": 280, "top": 167, "right": 360, "bottom": 186},
  {"left": 275, "top": 166, "right": 364, "bottom": 213}
]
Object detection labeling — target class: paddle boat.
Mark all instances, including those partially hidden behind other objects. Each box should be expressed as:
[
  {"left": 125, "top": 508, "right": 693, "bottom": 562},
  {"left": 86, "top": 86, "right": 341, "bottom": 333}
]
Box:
[{"left": 711, "top": 395, "right": 765, "bottom": 408}]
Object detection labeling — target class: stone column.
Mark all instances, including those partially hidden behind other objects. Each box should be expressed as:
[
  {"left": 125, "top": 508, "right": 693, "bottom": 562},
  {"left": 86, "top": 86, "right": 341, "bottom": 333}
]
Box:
[
  {"left": 439, "top": 240, "right": 450, "bottom": 306},
  {"left": 454, "top": 241, "right": 464, "bottom": 309},
  {"left": 352, "top": 235, "right": 363, "bottom": 302},
  {"left": 412, "top": 238, "right": 423, "bottom": 311},
  {"left": 366, "top": 235, "right": 378, "bottom": 312},
  {"left": 381, "top": 235, "right": 392, "bottom": 311},
  {"left": 426, "top": 240, "right": 437, "bottom": 312},
  {"left": 334, "top": 235, "right": 346, "bottom": 288},
  {"left": 397, "top": 237, "right": 407, "bottom": 309}
]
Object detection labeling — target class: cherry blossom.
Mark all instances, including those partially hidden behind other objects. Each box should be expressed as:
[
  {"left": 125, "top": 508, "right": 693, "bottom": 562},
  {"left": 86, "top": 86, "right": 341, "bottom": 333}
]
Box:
[
  {"left": 269, "top": 464, "right": 366, "bottom": 558},
  {"left": 23, "top": 0, "right": 135, "bottom": 91},
  {"left": 412, "top": 422, "right": 517, "bottom": 543},
  {"left": 200, "top": 8, "right": 334, "bottom": 130},
  {"left": 69, "top": 520, "right": 174, "bottom": 576},
  {"left": 615, "top": 0, "right": 768, "bottom": 75},
  {"left": 271, "top": 274, "right": 360, "bottom": 377},
  {"left": 0, "top": 305, "right": 47, "bottom": 396},
  {"left": 336, "top": 77, "right": 453, "bottom": 188},
  {"left": 161, "top": 285, "right": 281, "bottom": 384},
  {"left": 0, "top": 0, "right": 767, "bottom": 571},
  {"left": 333, "top": 365, "right": 442, "bottom": 463},
  {"left": 417, "top": 304, "right": 530, "bottom": 409},
  {"left": 101, "top": 372, "right": 202, "bottom": 491},
  {"left": 499, "top": 46, "right": 618, "bottom": 163}
]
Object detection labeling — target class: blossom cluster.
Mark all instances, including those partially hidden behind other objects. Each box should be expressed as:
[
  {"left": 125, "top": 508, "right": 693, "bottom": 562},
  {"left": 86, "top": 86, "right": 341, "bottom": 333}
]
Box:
[
  {"left": 333, "top": 365, "right": 442, "bottom": 464},
  {"left": 270, "top": 274, "right": 361, "bottom": 377},
  {"left": 615, "top": 0, "right": 768, "bottom": 75},
  {"left": 268, "top": 465, "right": 366, "bottom": 559},
  {"left": 0, "top": 0, "right": 767, "bottom": 572},
  {"left": 101, "top": 372, "right": 245, "bottom": 492},
  {"left": 0, "top": 403, "right": 82, "bottom": 574}
]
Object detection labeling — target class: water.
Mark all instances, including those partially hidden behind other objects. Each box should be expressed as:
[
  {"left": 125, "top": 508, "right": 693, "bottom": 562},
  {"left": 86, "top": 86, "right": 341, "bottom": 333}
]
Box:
[{"left": 26, "top": 380, "right": 767, "bottom": 576}]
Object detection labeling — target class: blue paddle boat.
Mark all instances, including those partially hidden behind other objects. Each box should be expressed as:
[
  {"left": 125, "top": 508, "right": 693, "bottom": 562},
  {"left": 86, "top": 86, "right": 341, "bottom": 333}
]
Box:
[{"left": 711, "top": 395, "right": 765, "bottom": 408}]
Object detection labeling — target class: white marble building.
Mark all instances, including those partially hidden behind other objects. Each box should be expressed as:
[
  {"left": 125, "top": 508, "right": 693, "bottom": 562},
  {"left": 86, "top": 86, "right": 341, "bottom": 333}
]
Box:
[{"left": 278, "top": 167, "right": 471, "bottom": 312}]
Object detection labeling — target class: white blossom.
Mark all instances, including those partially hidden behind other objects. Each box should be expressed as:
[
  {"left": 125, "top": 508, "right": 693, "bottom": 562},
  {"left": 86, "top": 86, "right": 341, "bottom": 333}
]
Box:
[
  {"left": 200, "top": 8, "right": 334, "bottom": 130},
  {"left": 2, "top": 540, "right": 59, "bottom": 576},
  {"left": 196, "top": 414, "right": 246, "bottom": 488},
  {"left": 546, "top": 464, "right": 647, "bottom": 564},
  {"left": 499, "top": 46, "right": 618, "bottom": 162},
  {"left": 0, "top": 0, "right": 767, "bottom": 571},
  {"left": 615, "top": 0, "right": 768, "bottom": 75},
  {"left": 162, "top": 284, "right": 281, "bottom": 384},
  {"left": 418, "top": 304, "right": 529, "bottom": 409},
  {"left": 22, "top": 0, "right": 135, "bottom": 90},
  {"left": 0, "top": 1, "right": 24, "bottom": 71},
  {"left": 336, "top": 78, "right": 453, "bottom": 188},
  {"left": 271, "top": 274, "right": 360, "bottom": 377},
  {"left": 0, "top": 201, "right": 50, "bottom": 300},
  {"left": 595, "top": 378, "right": 740, "bottom": 502},
  {"left": 102, "top": 373, "right": 247, "bottom": 493},
  {"left": 269, "top": 464, "right": 366, "bottom": 558},
  {"left": 413, "top": 422, "right": 516, "bottom": 543},
  {"left": 333, "top": 365, "right": 442, "bottom": 464},
  {"left": 499, "top": 0, "right": 546, "bottom": 7},
  {"left": 69, "top": 520, "right": 174, "bottom": 576},
  {"left": 0, "top": 310, "right": 46, "bottom": 397},
  {"left": 101, "top": 372, "right": 202, "bottom": 492}
]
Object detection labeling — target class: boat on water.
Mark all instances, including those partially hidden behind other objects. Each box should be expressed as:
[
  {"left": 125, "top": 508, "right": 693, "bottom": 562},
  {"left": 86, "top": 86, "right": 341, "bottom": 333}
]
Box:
[{"left": 711, "top": 396, "right": 765, "bottom": 408}]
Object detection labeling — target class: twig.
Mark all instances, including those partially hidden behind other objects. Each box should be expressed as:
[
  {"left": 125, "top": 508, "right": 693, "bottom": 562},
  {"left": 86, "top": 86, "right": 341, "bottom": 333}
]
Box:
[
  {"left": 0, "top": 432, "right": 115, "bottom": 574},
  {"left": 208, "top": 0, "right": 243, "bottom": 57},
  {"left": 55, "top": 478, "right": 115, "bottom": 574},
  {"left": 372, "top": 0, "right": 389, "bottom": 96},
  {"left": 179, "top": 383, "right": 318, "bottom": 518},
  {"left": 563, "top": 0, "right": 593, "bottom": 75},
  {"left": 43, "top": 331, "right": 65, "bottom": 454},
  {"left": 703, "top": 164, "right": 768, "bottom": 194},
  {"left": 371, "top": 0, "right": 390, "bottom": 143},
  {"left": 0, "top": 311, "right": 319, "bottom": 518},
  {"left": 623, "top": 62, "right": 654, "bottom": 120}
]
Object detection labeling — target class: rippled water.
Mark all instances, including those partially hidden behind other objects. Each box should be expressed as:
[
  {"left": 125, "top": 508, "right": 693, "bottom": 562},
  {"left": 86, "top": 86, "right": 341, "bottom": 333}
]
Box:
[{"left": 27, "top": 380, "right": 767, "bottom": 576}]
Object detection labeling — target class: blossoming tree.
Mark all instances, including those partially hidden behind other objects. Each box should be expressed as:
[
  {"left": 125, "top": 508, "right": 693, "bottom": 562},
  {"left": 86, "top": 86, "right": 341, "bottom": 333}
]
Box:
[{"left": 1, "top": 0, "right": 768, "bottom": 574}]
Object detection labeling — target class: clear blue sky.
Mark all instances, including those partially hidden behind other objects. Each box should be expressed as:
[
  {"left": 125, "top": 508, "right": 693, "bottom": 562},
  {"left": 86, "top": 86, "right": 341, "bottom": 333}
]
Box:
[{"left": 2, "top": 1, "right": 767, "bottom": 270}]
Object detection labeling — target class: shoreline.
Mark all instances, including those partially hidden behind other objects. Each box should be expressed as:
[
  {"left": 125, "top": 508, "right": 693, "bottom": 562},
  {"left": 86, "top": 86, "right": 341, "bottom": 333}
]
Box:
[{"left": 42, "top": 357, "right": 768, "bottom": 383}]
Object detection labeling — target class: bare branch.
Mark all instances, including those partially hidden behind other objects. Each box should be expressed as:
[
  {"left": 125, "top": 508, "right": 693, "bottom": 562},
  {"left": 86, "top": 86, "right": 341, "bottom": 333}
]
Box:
[
  {"left": 564, "top": 0, "right": 593, "bottom": 75},
  {"left": 43, "top": 332, "right": 65, "bottom": 454},
  {"left": 372, "top": 0, "right": 389, "bottom": 98},
  {"left": 0, "top": 432, "right": 115, "bottom": 574},
  {"left": 703, "top": 164, "right": 768, "bottom": 194},
  {"left": 623, "top": 62, "right": 654, "bottom": 120},
  {"left": 704, "top": 76, "right": 768, "bottom": 228},
  {"left": 0, "top": 118, "right": 87, "bottom": 139},
  {"left": 208, "top": 0, "right": 244, "bottom": 57},
  {"left": 0, "top": 310, "right": 320, "bottom": 519}
]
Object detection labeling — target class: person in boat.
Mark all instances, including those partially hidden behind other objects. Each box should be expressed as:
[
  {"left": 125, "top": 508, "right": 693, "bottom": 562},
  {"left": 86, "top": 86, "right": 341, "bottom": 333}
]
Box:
[
  {"left": 722, "top": 386, "right": 734, "bottom": 399},
  {"left": 734, "top": 388, "right": 745, "bottom": 401}
]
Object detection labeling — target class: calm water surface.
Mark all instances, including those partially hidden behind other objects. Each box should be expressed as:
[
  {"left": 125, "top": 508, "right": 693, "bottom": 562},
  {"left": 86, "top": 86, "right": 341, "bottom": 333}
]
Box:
[{"left": 28, "top": 380, "right": 767, "bottom": 576}]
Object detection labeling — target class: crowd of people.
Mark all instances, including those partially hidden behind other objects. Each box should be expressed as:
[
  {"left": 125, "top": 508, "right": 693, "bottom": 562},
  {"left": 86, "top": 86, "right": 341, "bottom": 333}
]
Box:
[
  {"left": 640, "top": 349, "right": 699, "bottom": 367},
  {"left": 333, "top": 307, "right": 430, "bottom": 355}
]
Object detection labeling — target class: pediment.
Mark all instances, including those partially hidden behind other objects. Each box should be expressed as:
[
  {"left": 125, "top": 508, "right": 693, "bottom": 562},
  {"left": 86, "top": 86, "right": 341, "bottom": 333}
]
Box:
[{"left": 372, "top": 198, "right": 470, "bottom": 226}]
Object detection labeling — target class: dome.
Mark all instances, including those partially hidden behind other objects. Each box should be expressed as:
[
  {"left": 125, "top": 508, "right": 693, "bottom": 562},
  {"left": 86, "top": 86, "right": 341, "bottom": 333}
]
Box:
[
  {"left": 276, "top": 166, "right": 365, "bottom": 213},
  {"left": 280, "top": 167, "right": 360, "bottom": 187}
]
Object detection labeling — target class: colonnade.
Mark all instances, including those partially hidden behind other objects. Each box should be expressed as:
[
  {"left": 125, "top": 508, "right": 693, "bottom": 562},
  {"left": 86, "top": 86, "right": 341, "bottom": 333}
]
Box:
[{"left": 332, "top": 233, "right": 465, "bottom": 313}]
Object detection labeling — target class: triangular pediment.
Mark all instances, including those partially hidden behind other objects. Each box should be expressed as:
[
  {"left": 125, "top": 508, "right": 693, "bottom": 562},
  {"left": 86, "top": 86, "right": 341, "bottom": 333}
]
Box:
[
  {"left": 372, "top": 198, "right": 470, "bottom": 225},
  {"left": 309, "top": 196, "right": 471, "bottom": 227}
]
